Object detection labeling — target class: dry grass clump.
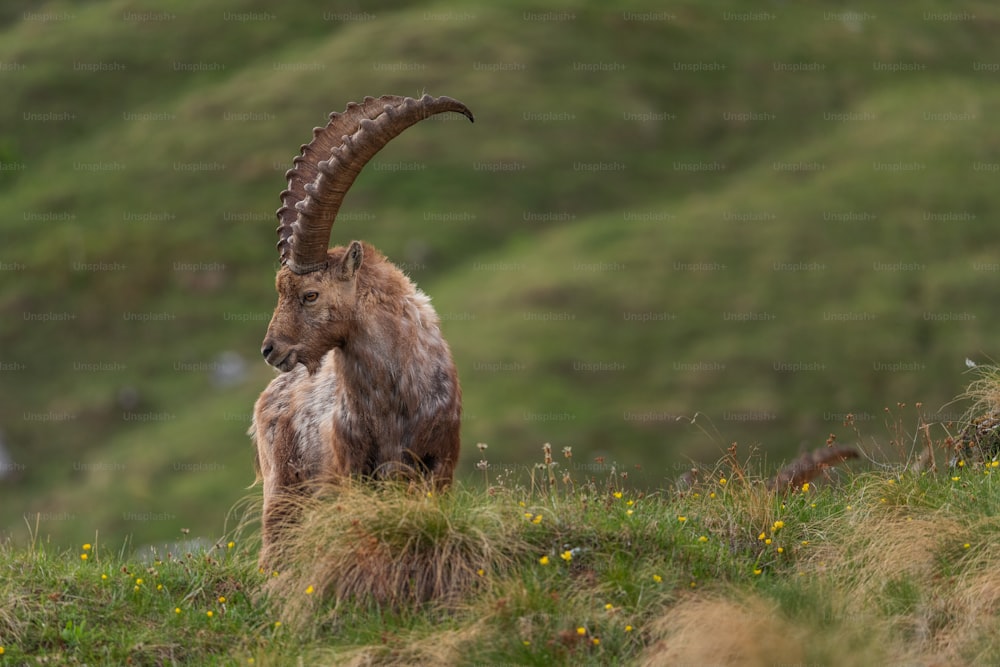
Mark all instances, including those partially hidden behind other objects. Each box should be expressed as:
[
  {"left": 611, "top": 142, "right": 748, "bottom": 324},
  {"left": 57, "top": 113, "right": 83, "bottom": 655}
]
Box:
[
  {"left": 953, "top": 363, "right": 1000, "bottom": 463},
  {"left": 960, "top": 362, "right": 1000, "bottom": 422},
  {"left": 0, "top": 542, "right": 46, "bottom": 646},
  {"left": 0, "top": 591, "right": 31, "bottom": 646},
  {"left": 638, "top": 595, "right": 802, "bottom": 667},
  {"left": 795, "top": 485, "right": 1000, "bottom": 665},
  {"left": 807, "top": 513, "right": 959, "bottom": 598},
  {"left": 265, "top": 481, "right": 531, "bottom": 626},
  {"left": 639, "top": 591, "right": 892, "bottom": 667},
  {"left": 308, "top": 621, "right": 489, "bottom": 667}
]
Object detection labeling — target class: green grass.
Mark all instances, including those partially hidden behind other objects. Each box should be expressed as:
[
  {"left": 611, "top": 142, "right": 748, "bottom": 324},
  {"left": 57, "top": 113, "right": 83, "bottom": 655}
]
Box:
[
  {"left": 4, "top": 443, "right": 1000, "bottom": 666},
  {"left": 4, "top": 0, "right": 1000, "bottom": 547},
  {"left": 5, "top": 2, "right": 1000, "bottom": 660}
]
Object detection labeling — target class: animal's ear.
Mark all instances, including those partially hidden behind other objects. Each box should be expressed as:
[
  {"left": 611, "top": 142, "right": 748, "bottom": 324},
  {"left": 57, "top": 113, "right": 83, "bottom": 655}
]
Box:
[{"left": 337, "top": 241, "right": 363, "bottom": 280}]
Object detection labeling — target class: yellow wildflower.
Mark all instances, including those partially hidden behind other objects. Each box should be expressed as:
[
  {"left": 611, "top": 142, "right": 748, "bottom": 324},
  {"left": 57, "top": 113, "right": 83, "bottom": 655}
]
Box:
[
  {"left": 613, "top": 491, "right": 623, "bottom": 499},
  {"left": 206, "top": 611, "right": 214, "bottom": 618},
  {"left": 80, "top": 553, "right": 88, "bottom": 561},
  {"left": 174, "top": 607, "right": 181, "bottom": 614},
  {"left": 625, "top": 625, "right": 633, "bottom": 633},
  {"left": 539, "top": 556, "right": 550, "bottom": 565},
  {"left": 83, "top": 543, "right": 92, "bottom": 551},
  {"left": 560, "top": 550, "right": 573, "bottom": 562},
  {"left": 772, "top": 521, "right": 784, "bottom": 530},
  {"left": 305, "top": 585, "right": 314, "bottom": 595},
  {"left": 801, "top": 482, "right": 810, "bottom": 492},
  {"left": 576, "top": 627, "right": 586, "bottom": 636},
  {"left": 718, "top": 477, "right": 727, "bottom": 485},
  {"left": 698, "top": 536, "right": 708, "bottom": 543},
  {"left": 218, "top": 596, "right": 226, "bottom": 603},
  {"left": 677, "top": 516, "right": 687, "bottom": 523},
  {"left": 653, "top": 574, "right": 662, "bottom": 583}
]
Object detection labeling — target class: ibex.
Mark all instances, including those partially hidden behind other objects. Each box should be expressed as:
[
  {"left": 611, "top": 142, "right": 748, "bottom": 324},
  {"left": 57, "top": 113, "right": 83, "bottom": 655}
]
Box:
[
  {"left": 250, "top": 95, "right": 473, "bottom": 565},
  {"left": 675, "top": 445, "right": 860, "bottom": 493}
]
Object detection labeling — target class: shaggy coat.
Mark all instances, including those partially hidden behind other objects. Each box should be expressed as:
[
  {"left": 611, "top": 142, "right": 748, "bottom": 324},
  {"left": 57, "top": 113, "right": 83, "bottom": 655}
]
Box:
[
  {"left": 250, "top": 242, "right": 461, "bottom": 565},
  {"left": 248, "top": 94, "right": 472, "bottom": 567}
]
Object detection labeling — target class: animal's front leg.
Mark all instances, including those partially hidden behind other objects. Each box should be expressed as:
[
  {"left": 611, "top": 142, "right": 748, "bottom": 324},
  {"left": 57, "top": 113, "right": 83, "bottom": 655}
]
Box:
[{"left": 258, "top": 474, "right": 307, "bottom": 570}]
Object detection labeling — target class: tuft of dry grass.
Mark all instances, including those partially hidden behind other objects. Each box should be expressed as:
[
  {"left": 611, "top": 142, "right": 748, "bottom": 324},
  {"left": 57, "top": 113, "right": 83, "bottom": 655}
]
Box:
[
  {"left": 639, "top": 590, "right": 898, "bottom": 667},
  {"left": 0, "top": 541, "right": 46, "bottom": 646},
  {"left": 308, "top": 621, "right": 489, "bottom": 667},
  {"left": 791, "top": 476, "right": 1000, "bottom": 665},
  {"left": 639, "top": 595, "right": 807, "bottom": 667},
  {"left": 960, "top": 362, "right": 1000, "bottom": 423},
  {"left": 0, "top": 590, "right": 32, "bottom": 647},
  {"left": 805, "top": 513, "right": 957, "bottom": 597},
  {"left": 264, "top": 480, "right": 531, "bottom": 628}
]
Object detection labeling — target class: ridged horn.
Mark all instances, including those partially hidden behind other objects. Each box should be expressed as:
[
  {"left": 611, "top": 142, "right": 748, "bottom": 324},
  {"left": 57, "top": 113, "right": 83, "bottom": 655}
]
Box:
[{"left": 276, "top": 94, "right": 474, "bottom": 274}]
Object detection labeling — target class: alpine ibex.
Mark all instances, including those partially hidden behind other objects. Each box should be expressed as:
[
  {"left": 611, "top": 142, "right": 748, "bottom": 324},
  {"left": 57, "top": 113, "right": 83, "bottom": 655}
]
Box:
[{"left": 250, "top": 95, "right": 473, "bottom": 565}]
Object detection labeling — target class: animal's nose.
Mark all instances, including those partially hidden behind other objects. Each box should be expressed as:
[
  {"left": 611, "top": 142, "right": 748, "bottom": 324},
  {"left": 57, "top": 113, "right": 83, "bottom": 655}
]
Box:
[{"left": 261, "top": 342, "right": 274, "bottom": 359}]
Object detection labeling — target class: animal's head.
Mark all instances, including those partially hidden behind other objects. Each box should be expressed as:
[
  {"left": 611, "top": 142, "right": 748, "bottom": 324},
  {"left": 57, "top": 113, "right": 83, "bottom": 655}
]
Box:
[
  {"left": 262, "top": 242, "right": 365, "bottom": 373},
  {"left": 261, "top": 94, "right": 474, "bottom": 373}
]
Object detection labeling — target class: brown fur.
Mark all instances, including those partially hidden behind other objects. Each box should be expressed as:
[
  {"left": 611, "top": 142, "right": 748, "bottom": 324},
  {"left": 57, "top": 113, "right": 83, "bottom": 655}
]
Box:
[
  {"left": 766, "top": 445, "right": 859, "bottom": 491},
  {"left": 250, "top": 241, "right": 461, "bottom": 566}
]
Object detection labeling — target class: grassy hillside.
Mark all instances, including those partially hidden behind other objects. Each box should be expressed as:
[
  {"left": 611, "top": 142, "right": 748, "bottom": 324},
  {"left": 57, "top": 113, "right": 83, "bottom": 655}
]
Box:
[
  {"left": 2, "top": 0, "right": 1000, "bottom": 547},
  {"left": 3, "top": 449, "right": 1000, "bottom": 665}
]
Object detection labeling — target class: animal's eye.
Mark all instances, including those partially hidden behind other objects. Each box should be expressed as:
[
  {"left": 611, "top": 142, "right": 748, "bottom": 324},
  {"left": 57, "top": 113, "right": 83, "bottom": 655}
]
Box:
[{"left": 302, "top": 291, "right": 319, "bottom": 304}]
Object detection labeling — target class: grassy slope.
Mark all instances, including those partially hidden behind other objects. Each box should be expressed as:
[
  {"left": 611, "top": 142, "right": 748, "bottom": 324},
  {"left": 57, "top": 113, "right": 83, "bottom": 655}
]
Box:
[
  {"left": 3, "top": 458, "right": 1000, "bottom": 666},
  {"left": 2, "top": 0, "right": 1000, "bottom": 547}
]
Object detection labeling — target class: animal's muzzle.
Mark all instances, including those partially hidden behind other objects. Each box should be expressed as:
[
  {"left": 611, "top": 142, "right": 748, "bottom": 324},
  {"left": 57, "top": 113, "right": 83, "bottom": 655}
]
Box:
[{"left": 261, "top": 339, "right": 297, "bottom": 371}]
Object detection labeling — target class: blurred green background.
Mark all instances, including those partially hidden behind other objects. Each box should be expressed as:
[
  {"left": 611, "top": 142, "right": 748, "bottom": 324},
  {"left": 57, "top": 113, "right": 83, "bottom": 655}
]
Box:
[{"left": 1, "top": 0, "right": 998, "bottom": 547}]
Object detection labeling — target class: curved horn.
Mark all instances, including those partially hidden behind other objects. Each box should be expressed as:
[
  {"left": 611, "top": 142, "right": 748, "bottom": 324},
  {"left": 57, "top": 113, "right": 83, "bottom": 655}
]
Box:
[{"left": 276, "top": 94, "right": 474, "bottom": 274}]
